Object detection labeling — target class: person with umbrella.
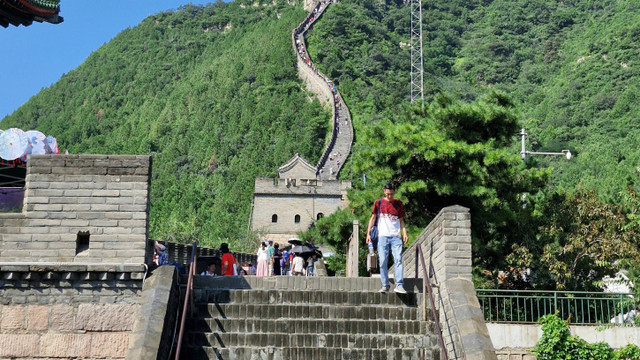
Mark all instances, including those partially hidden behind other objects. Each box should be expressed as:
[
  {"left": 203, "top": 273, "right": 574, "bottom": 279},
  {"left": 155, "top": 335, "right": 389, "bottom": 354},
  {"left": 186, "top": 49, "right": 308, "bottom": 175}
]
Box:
[{"left": 291, "top": 252, "right": 306, "bottom": 276}]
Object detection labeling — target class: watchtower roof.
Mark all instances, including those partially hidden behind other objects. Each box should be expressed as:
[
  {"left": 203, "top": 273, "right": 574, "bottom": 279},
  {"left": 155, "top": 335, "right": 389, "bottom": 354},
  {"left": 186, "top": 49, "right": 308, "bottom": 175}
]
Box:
[{"left": 277, "top": 153, "right": 316, "bottom": 180}]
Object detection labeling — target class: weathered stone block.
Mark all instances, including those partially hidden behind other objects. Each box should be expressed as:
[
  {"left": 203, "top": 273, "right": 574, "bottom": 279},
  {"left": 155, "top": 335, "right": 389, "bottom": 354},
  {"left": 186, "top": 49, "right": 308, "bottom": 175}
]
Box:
[
  {"left": 0, "top": 334, "right": 40, "bottom": 357},
  {"left": 1, "top": 305, "right": 25, "bottom": 330},
  {"left": 75, "top": 303, "right": 138, "bottom": 331},
  {"left": 50, "top": 304, "right": 74, "bottom": 331},
  {"left": 40, "top": 334, "right": 91, "bottom": 357},
  {"left": 26, "top": 305, "right": 49, "bottom": 331},
  {"left": 91, "top": 332, "right": 130, "bottom": 358}
]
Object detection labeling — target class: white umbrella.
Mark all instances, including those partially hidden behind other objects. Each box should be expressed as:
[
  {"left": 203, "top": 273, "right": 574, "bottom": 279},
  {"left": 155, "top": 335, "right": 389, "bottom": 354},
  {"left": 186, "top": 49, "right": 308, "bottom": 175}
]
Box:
[{"left": 0, "top": 128, "right": 28, "bottom": 161}]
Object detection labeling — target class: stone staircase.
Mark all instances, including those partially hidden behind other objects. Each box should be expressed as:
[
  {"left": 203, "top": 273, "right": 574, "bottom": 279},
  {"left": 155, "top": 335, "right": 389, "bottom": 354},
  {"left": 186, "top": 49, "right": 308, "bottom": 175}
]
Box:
[{"left": 181, "top": 276, "right": 440, "bottom": 360}]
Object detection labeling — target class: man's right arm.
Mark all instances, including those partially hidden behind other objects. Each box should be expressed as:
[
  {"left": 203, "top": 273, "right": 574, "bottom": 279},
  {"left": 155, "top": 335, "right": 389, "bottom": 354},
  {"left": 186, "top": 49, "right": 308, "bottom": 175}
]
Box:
[{"left": 365, "top": 213, "right": 376, "bottom": 244}]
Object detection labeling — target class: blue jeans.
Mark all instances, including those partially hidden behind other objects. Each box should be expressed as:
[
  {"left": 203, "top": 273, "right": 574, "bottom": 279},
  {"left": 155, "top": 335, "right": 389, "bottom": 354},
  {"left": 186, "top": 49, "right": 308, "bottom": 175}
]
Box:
[{"left": 378, "top": 235, "right": 403, "bottom": 288}]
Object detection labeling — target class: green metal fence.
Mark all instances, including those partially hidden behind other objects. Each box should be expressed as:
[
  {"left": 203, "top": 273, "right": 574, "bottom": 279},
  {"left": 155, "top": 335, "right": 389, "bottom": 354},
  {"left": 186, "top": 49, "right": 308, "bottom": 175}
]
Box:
[{"left": 476, "top": 289, "right": 635, "bottom": 324}]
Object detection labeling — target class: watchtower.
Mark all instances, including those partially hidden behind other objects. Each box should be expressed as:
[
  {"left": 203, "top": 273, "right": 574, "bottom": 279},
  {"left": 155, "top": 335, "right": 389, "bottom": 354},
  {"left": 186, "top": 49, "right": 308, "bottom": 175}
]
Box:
[{"left": 251, "top": 153, "right": 351, "bottom": 244}]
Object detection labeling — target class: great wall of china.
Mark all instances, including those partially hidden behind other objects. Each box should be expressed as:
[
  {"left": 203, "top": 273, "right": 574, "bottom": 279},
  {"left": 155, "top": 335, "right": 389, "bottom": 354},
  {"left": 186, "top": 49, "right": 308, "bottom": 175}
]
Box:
[{"left": 0, "top": 2, "right": 502, "bottom": 359}]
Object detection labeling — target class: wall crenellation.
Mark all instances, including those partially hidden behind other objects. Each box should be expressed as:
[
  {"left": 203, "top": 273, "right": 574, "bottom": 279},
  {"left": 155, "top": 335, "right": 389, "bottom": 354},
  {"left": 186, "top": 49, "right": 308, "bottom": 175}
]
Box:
[{"left": 0, "top": 154, "right": 151, "bottom": 264}]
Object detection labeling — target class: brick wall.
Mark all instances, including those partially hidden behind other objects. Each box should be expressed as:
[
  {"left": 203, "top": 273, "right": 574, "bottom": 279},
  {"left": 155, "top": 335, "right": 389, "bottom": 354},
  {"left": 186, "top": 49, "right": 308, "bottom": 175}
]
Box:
[
  {"left": 252, "top": 178, "right": 350, "bottom": 237},
  {"left": 401, "top": 205, "right": 497, "bottom": 360},
  {"left": 0, "top": 263, "right": 143, "bottom": 359},
  {"left": 0, "top": 154, "right": 151, "bottom": 263}
]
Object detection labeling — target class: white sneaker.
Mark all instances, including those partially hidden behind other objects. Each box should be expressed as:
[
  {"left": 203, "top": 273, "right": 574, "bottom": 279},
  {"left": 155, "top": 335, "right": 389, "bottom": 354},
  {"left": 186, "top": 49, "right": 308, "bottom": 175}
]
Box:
[
  {"left": 378, "top": 286, "right": 390, "bottom": 293},
  {"left": 394, "top": 285, "right": 407, "bottom": 294}
]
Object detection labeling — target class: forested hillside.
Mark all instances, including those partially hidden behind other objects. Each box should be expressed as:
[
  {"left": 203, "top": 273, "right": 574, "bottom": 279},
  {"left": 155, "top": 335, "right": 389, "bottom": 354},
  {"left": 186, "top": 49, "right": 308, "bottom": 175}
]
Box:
[
  {"left": 2, "top": 1, "right": 329, "bottom": 250},
  {"left": 304, "top": 0, "right": 640, "bottom": 287},
  {"left": 307, "top": 0, "right": 640, "bottom": 201},
  {"left": 4, "top": 0, "right": 640, "bottom": 287}
]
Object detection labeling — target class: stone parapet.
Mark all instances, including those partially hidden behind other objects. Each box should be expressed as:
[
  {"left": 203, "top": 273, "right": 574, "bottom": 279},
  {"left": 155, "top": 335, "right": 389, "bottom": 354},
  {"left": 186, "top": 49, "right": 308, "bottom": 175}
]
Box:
[
  {"left": 254, "top": 177, "right": 351, "bottom": 195},
  {"left": 0, "top": 263, "right": 145, "bottom": 305},
  {"left": 126, "top": 266, "right": 180, "bottom": 360},
  {"left": 401, "top": 205, "right": 496, "bottom": 360},
  {"left": 0, "top": 154, "right": 151, "bottom": 264}
]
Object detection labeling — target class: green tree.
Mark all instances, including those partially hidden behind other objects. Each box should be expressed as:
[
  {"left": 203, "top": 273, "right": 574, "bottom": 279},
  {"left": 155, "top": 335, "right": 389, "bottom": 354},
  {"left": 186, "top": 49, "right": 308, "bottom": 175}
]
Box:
[
  {"left": 348, "top": 92, "right": 549, "bottom": 273},
  {"left": 537, "top": 189, "right": 639, "bottom": 291}
]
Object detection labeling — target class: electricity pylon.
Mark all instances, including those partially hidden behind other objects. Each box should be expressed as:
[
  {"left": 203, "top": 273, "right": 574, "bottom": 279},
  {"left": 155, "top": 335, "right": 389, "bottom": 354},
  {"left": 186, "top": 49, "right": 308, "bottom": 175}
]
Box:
[{"left": 410, "top": 0, "right": 424, "bottom": 107}]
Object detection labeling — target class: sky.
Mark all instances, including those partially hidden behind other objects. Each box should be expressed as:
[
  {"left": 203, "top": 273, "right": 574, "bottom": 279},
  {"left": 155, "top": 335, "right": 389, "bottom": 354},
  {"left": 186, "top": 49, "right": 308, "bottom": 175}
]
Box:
[{"left": 0, "top": 0, "right": 212, "bottom": 122}]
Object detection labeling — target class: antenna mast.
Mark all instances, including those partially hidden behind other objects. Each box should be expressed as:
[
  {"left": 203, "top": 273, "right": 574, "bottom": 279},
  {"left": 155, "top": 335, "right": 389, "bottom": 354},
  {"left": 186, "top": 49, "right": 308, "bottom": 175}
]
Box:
[{"left": 410, "top": 0, "right": 424, "bottom": 107}]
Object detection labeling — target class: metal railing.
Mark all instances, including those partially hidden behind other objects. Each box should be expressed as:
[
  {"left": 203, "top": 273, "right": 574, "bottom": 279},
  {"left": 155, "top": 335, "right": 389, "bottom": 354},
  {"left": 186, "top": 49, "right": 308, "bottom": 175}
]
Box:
[
  {"left": 416, "top": 246, "right": 449, "bottom": 360},
  {"left": 174, "top": 241, "right": 197, "bottom": 360},
  {"left": 477, "top": 289, "right": 636, "bottom": 324}
]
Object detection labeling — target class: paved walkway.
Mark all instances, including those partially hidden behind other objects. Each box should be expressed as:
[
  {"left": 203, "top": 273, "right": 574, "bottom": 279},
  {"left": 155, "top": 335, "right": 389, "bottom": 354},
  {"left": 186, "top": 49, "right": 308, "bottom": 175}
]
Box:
[{"left": 292, "top": 1, "right": 353, "bottom": 181}]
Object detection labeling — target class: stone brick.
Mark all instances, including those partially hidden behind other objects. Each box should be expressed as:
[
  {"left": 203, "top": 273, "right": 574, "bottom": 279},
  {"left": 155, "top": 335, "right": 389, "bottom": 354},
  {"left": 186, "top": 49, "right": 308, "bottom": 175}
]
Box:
[
  {"left": 91, "top": 333, "right": 130, "bottom": 358},
  {"left": 90, "top": 204, "right": 119, "bottom": 212},
  {"left": 75, "top": 304, "right": 138, "bottom": 331},
  {"left": 61, "top": 203, "right": 91, "bottom": 211},
  {"left": 1, "top": 305, "right": 25, "bottom": 331},
  {"left": 40, "top": 334, "right": 91, "bottom": 358},
  {"left": 92, "top": 190, "right": 120, "bottom": 197},
  {"left": 26, "top": 305, "right": 49, "bottom": 331},
  {"left": 0, "top": 334, "right": 40, "bottom": 357},
  {"left": 50, "top": 304, "right": 74, "bottom": 331},
  {"left": 31, "top": 204, "right": 63, "bottom": 211}
]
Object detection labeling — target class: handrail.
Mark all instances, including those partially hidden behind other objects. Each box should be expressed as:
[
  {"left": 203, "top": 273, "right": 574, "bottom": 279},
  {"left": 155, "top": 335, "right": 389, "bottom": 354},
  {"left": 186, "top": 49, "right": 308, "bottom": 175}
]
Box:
[
  {"left": 174, "top": 241, "right": 197, "bottom": 360},
  {"left": 417, "top": 245, "right": 448, "bottom": 360},
  {"left": 476, "top": 288, "right": 635, "bottom": 324}
]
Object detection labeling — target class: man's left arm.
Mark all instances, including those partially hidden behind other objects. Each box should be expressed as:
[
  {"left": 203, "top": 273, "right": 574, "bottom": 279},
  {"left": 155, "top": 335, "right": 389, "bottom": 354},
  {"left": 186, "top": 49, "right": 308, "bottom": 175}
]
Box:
[{"left": 399, "top": 218, "right": 408, "bottom": 245}]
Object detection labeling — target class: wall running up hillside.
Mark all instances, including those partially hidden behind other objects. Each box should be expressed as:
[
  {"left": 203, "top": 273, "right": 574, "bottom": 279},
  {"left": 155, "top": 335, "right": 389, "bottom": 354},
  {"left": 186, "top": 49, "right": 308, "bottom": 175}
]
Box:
[{"left": 292, "top": 0, "right": 353, "bottom": 180}]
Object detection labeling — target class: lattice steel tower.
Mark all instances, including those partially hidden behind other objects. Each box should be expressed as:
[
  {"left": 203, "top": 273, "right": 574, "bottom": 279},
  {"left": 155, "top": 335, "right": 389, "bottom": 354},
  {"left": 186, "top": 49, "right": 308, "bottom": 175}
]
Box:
[{"left": 410, "top": 0, "right": 424, "bottom": 107}]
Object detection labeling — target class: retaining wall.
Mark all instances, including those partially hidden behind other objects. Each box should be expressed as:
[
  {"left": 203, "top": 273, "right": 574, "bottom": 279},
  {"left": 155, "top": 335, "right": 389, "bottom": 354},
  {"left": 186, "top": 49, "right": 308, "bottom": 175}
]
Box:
[
  {"left": 401, "top": 205, "right": 497, "bottom": 360},
  {"left": 489, "top": 323, "right": 640, "bottom": 359},
  {"left": 0, "top": 263, "right": 144, "bottom": 359}
]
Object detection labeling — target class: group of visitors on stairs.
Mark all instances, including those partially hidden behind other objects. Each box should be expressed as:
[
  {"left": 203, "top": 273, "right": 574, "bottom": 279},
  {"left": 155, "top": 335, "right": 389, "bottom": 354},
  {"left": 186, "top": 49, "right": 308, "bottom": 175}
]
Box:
[
  {"left": 255, "top": 240, "right": 318, "bottom": 276},
  {"left": 293, "top": 0, "right": 353, "bottom": 180},
  {"left": 195, "top": 240, "right": 319, "bottom": 277}
]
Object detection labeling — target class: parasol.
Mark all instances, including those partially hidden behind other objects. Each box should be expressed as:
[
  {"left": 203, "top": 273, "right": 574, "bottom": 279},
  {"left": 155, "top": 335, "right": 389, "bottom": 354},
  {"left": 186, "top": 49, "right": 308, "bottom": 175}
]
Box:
[
  {"left": 44, "top": 135, "right": 59, "bottom": 154},
  {"left": 24, "top": 130, "right": 47, "bottom": 156},
  {"left": 288, "top": 238, "right": 303, "bottom": 246},
  {"left": 291, "top": 244, "right": 317, "bottom": 255},
  {"left": 0, "top": 128, "right": 28, "bottom": 161}
]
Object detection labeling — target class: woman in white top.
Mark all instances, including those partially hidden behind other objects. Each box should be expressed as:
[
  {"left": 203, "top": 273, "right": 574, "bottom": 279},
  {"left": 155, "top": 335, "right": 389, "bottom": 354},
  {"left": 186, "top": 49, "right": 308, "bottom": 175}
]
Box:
[{"left": 256, "top": 242, "right": 269, "bottom": 276}]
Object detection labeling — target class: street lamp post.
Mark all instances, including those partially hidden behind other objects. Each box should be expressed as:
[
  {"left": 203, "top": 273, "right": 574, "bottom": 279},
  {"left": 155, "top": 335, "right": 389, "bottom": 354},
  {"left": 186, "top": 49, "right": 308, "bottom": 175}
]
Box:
[{"left": 519, "top": 128, "right": 572, "bottom": 160}]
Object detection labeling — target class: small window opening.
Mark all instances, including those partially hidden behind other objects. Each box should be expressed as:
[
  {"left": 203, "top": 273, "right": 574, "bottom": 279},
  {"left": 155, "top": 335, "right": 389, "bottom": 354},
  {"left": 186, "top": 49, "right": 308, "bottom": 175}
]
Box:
[
  {"left": 76, "top": 231, "right": 90, "bottom": 255},
  {"left": 317, "top": 213, "right": 324, "bottom": 220},
  {"left": 272, "top": 214, "right": 278, "bottom": 223},
  {"left": 294, "top": 214, "right": 301, "bottom": 223}
]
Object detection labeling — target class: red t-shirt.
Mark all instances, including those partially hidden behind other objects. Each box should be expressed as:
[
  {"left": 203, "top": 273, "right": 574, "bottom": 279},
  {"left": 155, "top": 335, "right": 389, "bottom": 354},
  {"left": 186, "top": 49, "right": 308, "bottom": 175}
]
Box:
[
  {"left": 371, "top": 198, "right": 406, "bottom": 238},
  {"left": 221, "top": 253, "right": 236, "bottom": 276}
]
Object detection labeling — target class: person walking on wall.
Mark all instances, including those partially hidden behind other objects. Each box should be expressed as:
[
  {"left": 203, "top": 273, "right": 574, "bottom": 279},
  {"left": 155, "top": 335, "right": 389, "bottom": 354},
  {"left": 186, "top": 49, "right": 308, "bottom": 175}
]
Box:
[{"left": 365, "top": 182, "right": 409, "bottom": 294}]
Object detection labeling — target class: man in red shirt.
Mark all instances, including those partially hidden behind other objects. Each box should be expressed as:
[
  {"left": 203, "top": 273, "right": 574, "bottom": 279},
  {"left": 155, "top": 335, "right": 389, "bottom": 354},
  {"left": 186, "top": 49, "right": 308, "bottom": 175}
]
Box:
[
  {"left": 365, "top": 182, "right": 409, "bottom": 294},
  {"left": 220, "top": 243, "right": 237, "bottom": 276}
]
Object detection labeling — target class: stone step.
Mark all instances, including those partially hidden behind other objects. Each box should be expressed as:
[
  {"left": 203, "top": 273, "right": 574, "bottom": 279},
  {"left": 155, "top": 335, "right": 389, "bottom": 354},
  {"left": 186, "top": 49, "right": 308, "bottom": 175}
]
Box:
[
  {"left": 195, "top": 288, "right": 422, "bottom": 307},
  {"left": 192, "top": 276, "right": 424, "bottom": 293},
  {"left": 197, "top": 303, "right": 418, "bottom": 321},
  {"left": 182, "top": 345, "right": 436, "bottom": 360},
  {"left": 188, "top": 318, "right": 432, "bottom": 335},
  {"left": 187, "top": 332, "right": 436, "bottom": 349}
]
